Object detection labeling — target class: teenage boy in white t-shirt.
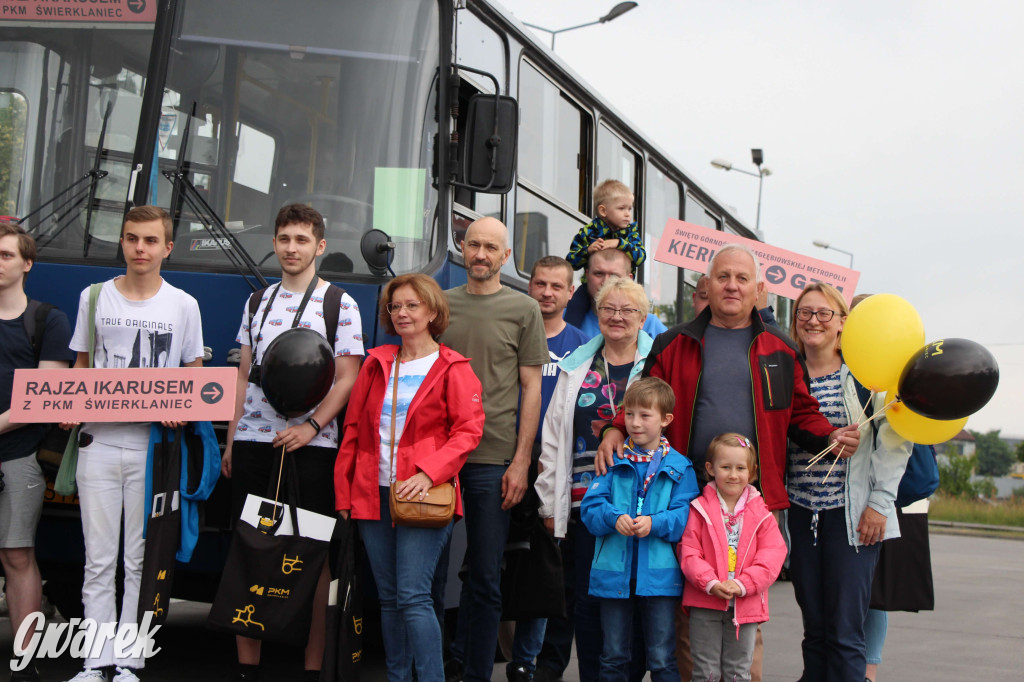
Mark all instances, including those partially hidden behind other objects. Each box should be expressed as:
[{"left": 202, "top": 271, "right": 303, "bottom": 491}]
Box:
[
  {"left": 222, "top": 204, "right": 363, "bottom": 682},
  {"left": 64, "top": 206, "right": 204, "bottom": 682}
]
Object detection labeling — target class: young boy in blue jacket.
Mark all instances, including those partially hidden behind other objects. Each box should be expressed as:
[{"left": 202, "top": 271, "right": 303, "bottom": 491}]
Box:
[{"left": 581, "top": 377, "right": 699, "bottom": 681}]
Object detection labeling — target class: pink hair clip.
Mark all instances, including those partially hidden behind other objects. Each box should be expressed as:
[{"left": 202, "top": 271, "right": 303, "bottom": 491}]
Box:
[{"left": 736, "top": 435, "right": 753, "bottom": 449}]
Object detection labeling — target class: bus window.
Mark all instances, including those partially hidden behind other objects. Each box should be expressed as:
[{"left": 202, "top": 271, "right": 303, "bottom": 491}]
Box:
[
  {"left": 513, "top": 185, "right": 584, "bottom": 275},
  {"left": 0, "top": 26, "right": 159, "bottom": 261},
  {"left": 163, "top": 0, "right": 441, "bottom": 278},
  {"left": 596, "top": 123, "right": 640, "bottom": 198},
  {"left": 645, "top": 163, "right": 682, "bottom": 326},
  {"left": 685, "top": 192, "right": 722, "bottom": 232},
  {"left": 454, "top": 9, "right": 505, "bottom": 221},
  {"left": 0, "top": 90, "right": 27, "bottom": 217},
  {"left": 517, "top": 61, "right": 590, "bottom": 216}
]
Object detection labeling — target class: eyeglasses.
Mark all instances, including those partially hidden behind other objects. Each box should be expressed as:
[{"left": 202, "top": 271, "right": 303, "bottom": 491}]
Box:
[
  {"left": 386, "top": 301, "right": 424, "bottom": 314},
  {"left": 795, "top": 307, "right": 837, "bottom": 322},
  {"left": 597, "top": 306, "right": 641, "bottom": 319}
]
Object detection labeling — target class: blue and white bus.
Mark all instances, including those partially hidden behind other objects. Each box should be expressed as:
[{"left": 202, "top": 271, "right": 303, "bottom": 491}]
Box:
[{"left": 1, "top": 0, "right": 760, "bottom": 615}]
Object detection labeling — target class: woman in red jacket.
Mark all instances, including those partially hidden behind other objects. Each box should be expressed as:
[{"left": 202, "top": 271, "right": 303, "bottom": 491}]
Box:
[{"left": 335, "top": 274, "right": 484, "bottom": 682}]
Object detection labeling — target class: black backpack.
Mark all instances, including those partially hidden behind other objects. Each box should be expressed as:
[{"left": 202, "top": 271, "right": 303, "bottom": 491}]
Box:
[{"left": 23, "top": 299, "right": 56, "bottom": 364}]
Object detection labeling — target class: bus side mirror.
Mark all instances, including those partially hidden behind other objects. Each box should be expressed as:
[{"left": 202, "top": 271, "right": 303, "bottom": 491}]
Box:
[{"left": 461, "top": 93, "right": 518, "bottom": 194}]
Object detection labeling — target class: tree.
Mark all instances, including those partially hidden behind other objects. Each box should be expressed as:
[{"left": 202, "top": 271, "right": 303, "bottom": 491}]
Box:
[
  {"left": 971, "top": 429, "right": 1014, "bottom": 477},
  {"left": 938, "top": 443, "right": 978, "bottom": 497},
  {"left": 1016, "top": 441, "right": 1024, "bottom": 464}
]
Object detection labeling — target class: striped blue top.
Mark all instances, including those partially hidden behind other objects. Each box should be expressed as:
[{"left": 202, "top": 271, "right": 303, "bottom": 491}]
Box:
[{"left": 788, "top": 370, "right": 848, "bottom": 510}]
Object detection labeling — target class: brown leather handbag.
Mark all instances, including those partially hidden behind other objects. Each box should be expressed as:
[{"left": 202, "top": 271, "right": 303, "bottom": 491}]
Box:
[{"left": 386, "top": 354, "right": 455, "bottom": 528}]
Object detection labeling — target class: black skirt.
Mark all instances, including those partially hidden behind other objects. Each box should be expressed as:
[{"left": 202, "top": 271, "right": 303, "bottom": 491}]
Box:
[{"left": 869, "top": 508, "right": 934, "bottom": 612}]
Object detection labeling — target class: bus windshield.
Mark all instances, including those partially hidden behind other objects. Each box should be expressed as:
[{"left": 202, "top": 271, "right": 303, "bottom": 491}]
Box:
[{"left": 1, "top": 0, "right": 441, "bottom": 277}]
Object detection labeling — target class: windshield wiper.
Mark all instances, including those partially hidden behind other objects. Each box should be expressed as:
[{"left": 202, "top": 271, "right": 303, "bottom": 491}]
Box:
[
  {"left": 20, "top": 100, "right": 112, "bottom": 255},
  {"left": 162, "top": 101, "right": 268, "bottom": 291}
]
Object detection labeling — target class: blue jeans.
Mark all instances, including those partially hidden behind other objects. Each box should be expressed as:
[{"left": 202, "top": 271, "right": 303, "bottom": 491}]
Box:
[
  {"left": 864, "top": 609, "right": 888, "bottom": 665},
  {"left": 359, "top": 488, "right": 452, "bottom": 682},
  {"left": 507, "top": 618, "right": 546, "bottom": 673},
  {"left": 450, "top": 463, "right": 512, "bottom": 682},
  {"left": 598, "top": 596, "right": 678, "bottom": 682},
  {"left": 789, "top": 505, "right": 881, "bottom": 682}
]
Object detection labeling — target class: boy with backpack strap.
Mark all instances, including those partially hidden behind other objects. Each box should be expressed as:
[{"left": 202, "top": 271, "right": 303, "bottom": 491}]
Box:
[{"left": 0, "top": 222, "right": 74, "bottom": 681}]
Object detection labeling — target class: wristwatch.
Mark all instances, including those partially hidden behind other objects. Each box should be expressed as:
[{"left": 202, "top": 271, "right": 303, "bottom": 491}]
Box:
[{"left": 305, "top": 417, "right": 321, "bottom": 435}]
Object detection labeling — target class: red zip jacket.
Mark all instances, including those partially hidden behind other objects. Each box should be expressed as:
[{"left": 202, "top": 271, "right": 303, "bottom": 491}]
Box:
[
  {"left": 335, "top": 344, "right": 485, "bottom": 520},
  {"left": 608, "top": 308, "right": 832, "bottom": 510}
]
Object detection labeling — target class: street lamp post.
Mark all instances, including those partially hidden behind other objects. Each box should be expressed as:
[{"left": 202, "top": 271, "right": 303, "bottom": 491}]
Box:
[
  {"left": 710, "top": 149, "right": 772, "bottom": 237},
  {"left": 812, "top": 240, "right": 854, "bottom": 269},
  {"left": 522, "top": 2, "right": 638, "bottom": 50}
]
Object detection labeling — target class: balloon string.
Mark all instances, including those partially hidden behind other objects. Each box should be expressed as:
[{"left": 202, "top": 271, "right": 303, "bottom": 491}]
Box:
[
  {"left": 822, "top": 452, "right": 842, "bottom": 482},
  {"left": 860, "top": 397, "right": 899, "bottom": 427},
  {"left": 805, "top": 396, "right": 899, "bottom": 470},
  {"left": 853, "top": 390, "right": 875, "bottom": 426}
]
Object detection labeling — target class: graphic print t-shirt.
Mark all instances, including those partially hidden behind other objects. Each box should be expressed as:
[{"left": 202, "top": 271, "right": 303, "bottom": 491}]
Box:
[
  {"left": 377, "top": 352, "right": 438, "bottom": 486},
  {"left": 69, "top": 277, "right": 204, "bottom": 450},
  {"left": 234, "top": 282, "right": 365, "bottom": 446},
  {"left": 571, "top": 355, "right": 633, "bottom": 508}
]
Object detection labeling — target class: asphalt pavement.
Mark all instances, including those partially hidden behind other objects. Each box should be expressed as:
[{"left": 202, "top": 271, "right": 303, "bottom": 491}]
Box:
[{"left": 2, "top": 531, "right": 1021, "bottom": 681}]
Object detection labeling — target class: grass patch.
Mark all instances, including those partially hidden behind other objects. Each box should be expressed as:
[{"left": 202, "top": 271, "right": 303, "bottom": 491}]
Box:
[{"left": 929, "top": 495, "right": 1024, "bottom": 528}]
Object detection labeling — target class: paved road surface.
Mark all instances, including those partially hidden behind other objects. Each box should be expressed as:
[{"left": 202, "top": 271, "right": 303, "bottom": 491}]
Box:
[{"left": 3, "top": 532, "right": 1021, "bottom": 680}]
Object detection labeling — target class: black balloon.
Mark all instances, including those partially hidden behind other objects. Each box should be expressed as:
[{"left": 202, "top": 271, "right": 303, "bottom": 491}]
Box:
[
  {"left": 260, "top": 328, "right": 335, "bottom": 418},
  {"left": 897, "top": 338, "right": 999, "bottom": 421}
]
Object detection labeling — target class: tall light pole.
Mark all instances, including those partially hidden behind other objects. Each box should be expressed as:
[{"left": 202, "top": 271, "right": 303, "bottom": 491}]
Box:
[
  {"left": 522, "top": 2, "right": 638, "bottom": 50},
  {"left": 710, "top": 149, "right": 772, "bottom": 237},
  {"left": 812, "top": 240, "right": 854, "bottom": 268}
]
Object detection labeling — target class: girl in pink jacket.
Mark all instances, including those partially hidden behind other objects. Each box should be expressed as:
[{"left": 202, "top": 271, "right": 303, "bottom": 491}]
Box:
[{"left": 680, "top": 433, "right": 787, "bottom": 682}]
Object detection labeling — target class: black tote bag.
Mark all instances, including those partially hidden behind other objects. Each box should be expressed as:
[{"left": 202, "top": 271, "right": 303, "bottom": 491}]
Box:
[
  {"left": 207, "top": 452, "right": 330, "bottom": 646},
  {"left": 320, "top": 518, "right": 363, "bottom": 681},
  {"left": 137, "top": 426, "right": 182, "bottom": 626}
]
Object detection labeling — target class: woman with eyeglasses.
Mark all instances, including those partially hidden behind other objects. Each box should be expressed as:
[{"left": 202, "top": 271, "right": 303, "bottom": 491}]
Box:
[
  {"left": 535, "top": 276, "right": 655, "bottom": 681},
  {"left": 786, "top": 283, "right": 911, "bottom": 682},
  {"left": 335, "top": 274, "right": 484, "bottom": 682}
]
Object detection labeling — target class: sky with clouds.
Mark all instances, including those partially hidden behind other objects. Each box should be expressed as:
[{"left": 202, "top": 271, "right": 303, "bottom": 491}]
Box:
[{"left": 499, "top": 0, "right": 1023, "bottom": 436}]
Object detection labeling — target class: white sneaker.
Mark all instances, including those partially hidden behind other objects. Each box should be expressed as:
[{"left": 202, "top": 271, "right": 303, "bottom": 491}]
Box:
[
  {"left": 66, "top": 671, "right": 107, "bottom": 682},
  {"left": 113, "top": 668, "right": 141, "bottom": 682}
]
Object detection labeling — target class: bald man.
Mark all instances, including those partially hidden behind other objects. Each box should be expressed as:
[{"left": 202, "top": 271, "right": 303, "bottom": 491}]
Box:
[{"left": 439, "top": 217, "right": 548, "bottom": 682}]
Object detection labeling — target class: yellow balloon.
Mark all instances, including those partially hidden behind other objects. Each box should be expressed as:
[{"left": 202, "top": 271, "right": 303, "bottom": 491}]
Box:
[
  {"left": 842, "top": 294, "right": 925, "bottom": 391},
  {"left": 882, "top": 388, "right": 968, "bottom": 445}
]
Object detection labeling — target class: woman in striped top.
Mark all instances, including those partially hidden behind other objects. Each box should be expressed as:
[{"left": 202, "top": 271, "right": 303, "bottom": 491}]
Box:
[{"left": 785, "top": 283, "right": 912, "bottom": 682}]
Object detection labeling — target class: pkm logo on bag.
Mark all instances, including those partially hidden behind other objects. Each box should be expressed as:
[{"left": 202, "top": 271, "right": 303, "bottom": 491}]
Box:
[
  {"left": 231, "top": 604, "right": 265, "bottom": 631},
  {"left": 281, "top": 553, "right": 303, "bottom": 574},
  {"left": 152, "top": 594, "right": 164, "bottom": 620},
  {"left": 157, "top": 570, "right": 167, "bottom": 581},
  {"left": 249, "top": 584, "right": 264, "bottom": 596},
  {"left": 267, "top": 587, "right": 290, "bottom": 599}
]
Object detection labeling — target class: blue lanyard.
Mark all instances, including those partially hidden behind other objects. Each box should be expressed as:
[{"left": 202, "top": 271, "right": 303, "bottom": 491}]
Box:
[{"left": 634, "top": 451, "right": 664, "bottom": 516}]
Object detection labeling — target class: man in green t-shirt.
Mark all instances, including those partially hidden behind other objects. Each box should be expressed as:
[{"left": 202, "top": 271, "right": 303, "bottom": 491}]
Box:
[{"left": 439, "top": 217, "right": 547, "bottom": 682}]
